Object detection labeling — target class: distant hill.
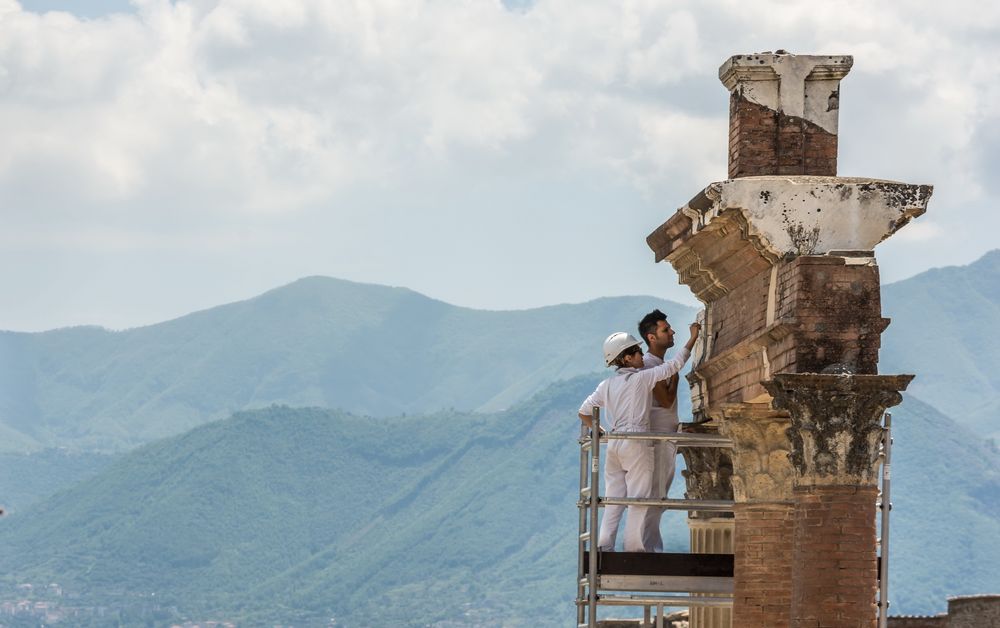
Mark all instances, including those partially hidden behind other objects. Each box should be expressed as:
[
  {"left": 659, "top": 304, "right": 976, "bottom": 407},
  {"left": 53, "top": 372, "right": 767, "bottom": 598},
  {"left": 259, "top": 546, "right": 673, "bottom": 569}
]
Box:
[
  {"left": 882, "top": 250, "right": 1000, "bottom": 439},
  {"left": 0, "top": 381, "right": 600, "bottom": 626},
  {"left": 0, "top": 449, "right": 113, "bottom": 514},
  {"left": 0, "top": 278, "right": 695, "bottom": 451},
  {"left": 4, "top": 248, "right": 997, "bottom": 454},
  {"left": 0, "top": 383, "right": 996, "bottom": 624}
]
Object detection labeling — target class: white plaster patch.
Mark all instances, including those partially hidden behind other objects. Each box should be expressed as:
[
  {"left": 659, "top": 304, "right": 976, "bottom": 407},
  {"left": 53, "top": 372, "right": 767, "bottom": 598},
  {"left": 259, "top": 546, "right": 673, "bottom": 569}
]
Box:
[
  {"left": 691, "top": 176, "right": 932, "bottom": 256},
  {"left": 719, "top": 53, "right": 853, "bottom": 134}
]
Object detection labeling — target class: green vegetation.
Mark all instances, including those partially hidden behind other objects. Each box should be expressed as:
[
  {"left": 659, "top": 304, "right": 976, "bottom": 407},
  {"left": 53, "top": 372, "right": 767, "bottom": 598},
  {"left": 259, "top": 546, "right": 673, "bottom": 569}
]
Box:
[
  {"left": 0, "top": 449, "right": 113, "bottom": 513},
  {"left": 882, "top": 250, "right": 1000, "bottom": 439},
  {"left": 1, "top": 251, "right": 999, "bottom": 624},
  {"left": 0, "top": 384, "right": 997, "bottom": 624},
  {"left": 0, "top": 379, "right": 604, "bottom": 626}
]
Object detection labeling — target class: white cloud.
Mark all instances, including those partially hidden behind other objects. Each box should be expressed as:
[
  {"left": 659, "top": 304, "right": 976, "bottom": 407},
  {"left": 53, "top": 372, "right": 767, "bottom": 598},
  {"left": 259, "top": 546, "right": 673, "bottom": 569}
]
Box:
[{"left": 0, "top": 0, "right": 998, "bottom": 329}]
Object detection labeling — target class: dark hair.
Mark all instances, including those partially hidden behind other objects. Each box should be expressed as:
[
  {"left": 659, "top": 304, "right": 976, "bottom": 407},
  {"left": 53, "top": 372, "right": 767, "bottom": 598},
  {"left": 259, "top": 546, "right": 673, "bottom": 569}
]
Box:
[
  {"left": 612, "top": 344, "right": 642, "bottom": 367},
  {"left": 638, "top": 309, "right": 667, "bottom": 345}
]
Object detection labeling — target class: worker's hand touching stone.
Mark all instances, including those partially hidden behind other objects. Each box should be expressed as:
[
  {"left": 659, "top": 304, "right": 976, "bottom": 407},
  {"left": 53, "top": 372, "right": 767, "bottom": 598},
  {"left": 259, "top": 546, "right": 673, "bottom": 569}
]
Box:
[{"left": 684, "top": 322, "right": 702, "bottom": 353}]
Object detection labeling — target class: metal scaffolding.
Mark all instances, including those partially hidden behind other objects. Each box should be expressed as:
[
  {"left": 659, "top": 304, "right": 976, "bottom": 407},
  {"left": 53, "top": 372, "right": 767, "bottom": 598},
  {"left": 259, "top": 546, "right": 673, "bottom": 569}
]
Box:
[{"left": 576, "top": 408, "right": 895, "bottom": 628}]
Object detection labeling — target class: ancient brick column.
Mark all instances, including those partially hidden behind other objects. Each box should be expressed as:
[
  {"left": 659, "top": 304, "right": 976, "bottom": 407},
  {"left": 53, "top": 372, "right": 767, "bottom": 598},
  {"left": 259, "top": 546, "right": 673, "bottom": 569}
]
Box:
[
  {"left": 681, "top": 421, "right": 734, "bottom": 628},
  {"left": 718, "top": 405, "right": 795, "bottom": 628},
  {"left": 645, "top": 50, "right": 932, "bottom": 628},
  {"left": 765, "top": 374, "right": 912, "bottom": 628},
  {"left": 720, "top": 52, "right": 852, "bottom": 178}
]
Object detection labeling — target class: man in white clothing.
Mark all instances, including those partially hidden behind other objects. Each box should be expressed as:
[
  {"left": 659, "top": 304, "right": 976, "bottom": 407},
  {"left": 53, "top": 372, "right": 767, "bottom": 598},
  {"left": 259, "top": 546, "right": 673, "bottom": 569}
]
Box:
[
  {"left": 578, "top": 322, "right": 701, "bottom": 552},
  {"left": 637, "top": 309, "right": 682, "bottom": 552}
]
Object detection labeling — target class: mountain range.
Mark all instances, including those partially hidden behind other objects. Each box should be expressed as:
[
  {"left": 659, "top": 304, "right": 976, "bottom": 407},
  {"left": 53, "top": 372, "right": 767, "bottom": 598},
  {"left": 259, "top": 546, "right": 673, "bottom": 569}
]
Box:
[
  {"left": 0, "top": 278, "right": 695, "bottom": 452},
  {"left": 0, "top": 250, "right": 998, "bottom": 625}
]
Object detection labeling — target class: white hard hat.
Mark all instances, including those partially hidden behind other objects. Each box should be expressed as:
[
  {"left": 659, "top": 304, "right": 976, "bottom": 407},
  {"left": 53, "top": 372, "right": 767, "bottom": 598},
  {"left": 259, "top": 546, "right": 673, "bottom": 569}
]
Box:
[{"left": 602, "top": 332, "right": 642, "bottom": 367}]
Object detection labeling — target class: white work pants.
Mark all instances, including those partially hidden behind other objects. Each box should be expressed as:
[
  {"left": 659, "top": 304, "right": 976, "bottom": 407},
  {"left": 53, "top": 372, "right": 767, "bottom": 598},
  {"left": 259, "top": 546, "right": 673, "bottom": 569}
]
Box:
[
  {"left": 643, "top": 409, "right": 679, "bottom": 552},
  {"left": 598, "top": 438, "right": 656, "bottom": 552}
]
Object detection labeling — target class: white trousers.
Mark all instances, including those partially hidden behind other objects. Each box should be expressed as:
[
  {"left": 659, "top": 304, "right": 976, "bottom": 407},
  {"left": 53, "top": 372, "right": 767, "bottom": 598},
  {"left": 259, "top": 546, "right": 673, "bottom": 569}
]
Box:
[
  {"left": 599, "top": 413, "right": 678, "bottom": 552},
  {"left": 598, "top": 439, "right": 656, "bottom": 552},
  {"left": 644, "top": 409, "right": 679, "bottom": 552}
]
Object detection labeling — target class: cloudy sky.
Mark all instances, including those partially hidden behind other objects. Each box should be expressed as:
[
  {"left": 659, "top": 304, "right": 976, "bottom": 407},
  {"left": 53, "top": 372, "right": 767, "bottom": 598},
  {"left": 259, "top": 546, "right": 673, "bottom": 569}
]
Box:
[{"left": 1, "top": 0, "right": 997, "bottom": 331}]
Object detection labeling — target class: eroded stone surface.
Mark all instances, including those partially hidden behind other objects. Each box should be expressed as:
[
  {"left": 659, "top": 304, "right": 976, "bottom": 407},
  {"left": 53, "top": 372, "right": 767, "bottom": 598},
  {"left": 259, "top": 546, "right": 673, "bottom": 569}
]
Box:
[
  {"left": 717, "top": 404, "right": 795, "bottom": 503},
  {"left": 720, "top": 53, "right": 852, "bottom": 135},
  {"left": 648, "top": 176, "right": 933, "bottom": 265},
  {"left": 680, "top": 421, "right": 735, "bottom": 519},
  {"left": 764, "top": 373, "right": 912, "bottom": 487}
]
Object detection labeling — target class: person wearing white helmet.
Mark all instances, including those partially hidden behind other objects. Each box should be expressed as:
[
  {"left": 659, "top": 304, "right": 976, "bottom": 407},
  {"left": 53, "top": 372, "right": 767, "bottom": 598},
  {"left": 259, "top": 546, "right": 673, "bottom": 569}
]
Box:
[{"left": 578, "top": 321, "right": 701, "bottom": 552}]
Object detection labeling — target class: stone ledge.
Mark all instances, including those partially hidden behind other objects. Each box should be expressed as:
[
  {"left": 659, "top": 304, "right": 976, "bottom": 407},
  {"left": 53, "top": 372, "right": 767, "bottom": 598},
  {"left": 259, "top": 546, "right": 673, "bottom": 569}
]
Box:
[{"left": 647, "top": 176, "right": 933, "bottom": 265}]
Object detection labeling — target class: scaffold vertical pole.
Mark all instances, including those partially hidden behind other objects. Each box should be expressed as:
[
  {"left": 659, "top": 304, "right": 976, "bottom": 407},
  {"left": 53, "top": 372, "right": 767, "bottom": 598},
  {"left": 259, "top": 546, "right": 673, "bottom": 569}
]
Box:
[
  {"left": 578, "top": 419, "right": 588, "bottom": 626},
  {"left": 589, "top": 407, "right": 600, "bottom": 628},
  {"left": 877, "top": 411, "right": 892, "bottom": 628}
]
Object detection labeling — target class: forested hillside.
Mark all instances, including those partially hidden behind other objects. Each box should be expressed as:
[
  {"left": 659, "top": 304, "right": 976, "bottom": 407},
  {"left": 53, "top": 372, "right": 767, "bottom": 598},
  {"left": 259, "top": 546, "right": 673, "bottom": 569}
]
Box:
[
  {"left": 0, "top": 386, "right": 996, "bottom": 624},
  {"left": 882, "top": 250, "right": 1000, "bottom": 439}
]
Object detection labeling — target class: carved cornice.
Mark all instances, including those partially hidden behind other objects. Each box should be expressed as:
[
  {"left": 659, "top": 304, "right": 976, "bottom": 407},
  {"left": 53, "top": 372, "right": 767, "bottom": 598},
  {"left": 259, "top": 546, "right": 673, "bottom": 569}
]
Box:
[
  {"left": 648, "top": 204, "right": 778, "bottom": 303},
  {"left": 680, "top": 422, "right": 734, "bottom": 519},
  {"left": 763, "top": 373, "right": 912, "bottom": 487},
  {"left": 646, "top": 178, "right": 934, "bottom": 283},
  {"left": 718, "top": 404, "right": 795, "bottom": 504}
]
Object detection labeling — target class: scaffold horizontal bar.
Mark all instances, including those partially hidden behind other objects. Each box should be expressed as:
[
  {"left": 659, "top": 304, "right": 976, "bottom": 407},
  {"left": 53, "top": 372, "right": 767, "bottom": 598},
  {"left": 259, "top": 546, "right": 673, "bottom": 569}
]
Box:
[
  {"left": 600, "top": 432, "right": 733, "bottom": 447},
  {"left": 599, "top": 574, "right": 733, "bottom": 593},
  {"left": 578, "top": 594, "right": 734, "bottom": 608},
  {"left": 598, "top": 497, "right": 734, "bottom": 512}
]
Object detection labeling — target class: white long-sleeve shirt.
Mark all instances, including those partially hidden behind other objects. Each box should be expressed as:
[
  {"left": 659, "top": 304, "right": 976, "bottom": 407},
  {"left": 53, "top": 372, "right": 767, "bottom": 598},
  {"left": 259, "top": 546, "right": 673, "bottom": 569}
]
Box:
[{"left": 578, "top": 347, "right": 690, "bottom": 432}]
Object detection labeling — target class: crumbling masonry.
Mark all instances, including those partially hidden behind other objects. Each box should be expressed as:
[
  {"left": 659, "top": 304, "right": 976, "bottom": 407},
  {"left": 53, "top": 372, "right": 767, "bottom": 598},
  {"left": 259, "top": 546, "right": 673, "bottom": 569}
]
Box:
[{"left": 648, "top": 52, "right": 932, "bottom": 628}]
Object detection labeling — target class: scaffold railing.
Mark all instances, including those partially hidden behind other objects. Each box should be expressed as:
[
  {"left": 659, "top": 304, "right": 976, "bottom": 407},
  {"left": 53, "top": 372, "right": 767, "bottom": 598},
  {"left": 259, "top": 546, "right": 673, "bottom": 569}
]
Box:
[
  {"left": 576, "top": 408, "right": 736, "bottom": 628},
  {"left": 576, "top": 408, "right": 894, "bottom": 628}
]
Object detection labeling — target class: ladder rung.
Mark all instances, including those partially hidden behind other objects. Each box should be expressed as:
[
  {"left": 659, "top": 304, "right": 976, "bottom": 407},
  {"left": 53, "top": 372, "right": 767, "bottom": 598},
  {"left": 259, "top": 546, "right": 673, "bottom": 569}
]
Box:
[
  {"left": 580, "top": 532, "right": 592, "bottom": 542},
  {"left": 581, "top": 487, "right": 591, "bottom": 497}
]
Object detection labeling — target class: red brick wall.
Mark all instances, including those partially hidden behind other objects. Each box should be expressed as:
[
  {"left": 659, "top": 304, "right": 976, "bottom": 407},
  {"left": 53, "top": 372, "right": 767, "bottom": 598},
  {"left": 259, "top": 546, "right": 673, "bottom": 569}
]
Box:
[
  {"left": 710, "top": 264, "right": 770, "bottom": 357},
  {"left": 733, "top": 503, "right": 794, "bottom": 628},
  {"left": 729, "top": 95, "right": 839, "bottom": 178},
  {"left": 774, "top": 256, "right": 885, "bottom": 375},
  {"left": 793, "top": 485, "right": 879, "bottom": 628}
]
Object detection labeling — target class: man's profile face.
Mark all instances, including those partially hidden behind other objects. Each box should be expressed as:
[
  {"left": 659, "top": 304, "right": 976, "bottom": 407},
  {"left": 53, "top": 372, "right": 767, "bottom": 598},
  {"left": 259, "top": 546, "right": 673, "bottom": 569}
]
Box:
[{"left": 651, "top": 320, "right": 674, "bottom": 349}]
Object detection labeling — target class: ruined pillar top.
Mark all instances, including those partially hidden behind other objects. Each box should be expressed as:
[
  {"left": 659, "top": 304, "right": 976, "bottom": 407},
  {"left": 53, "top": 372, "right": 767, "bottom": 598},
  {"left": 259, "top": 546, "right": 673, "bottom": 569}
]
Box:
[
  {"left": 720, "top": 51, "right": 853, "bottom": 178},
  {"left": 719, "top": 52, "right": 853, "bottom": 135},
  {"left": 764, "top": 373, "right": 912, "bottom": 487}
]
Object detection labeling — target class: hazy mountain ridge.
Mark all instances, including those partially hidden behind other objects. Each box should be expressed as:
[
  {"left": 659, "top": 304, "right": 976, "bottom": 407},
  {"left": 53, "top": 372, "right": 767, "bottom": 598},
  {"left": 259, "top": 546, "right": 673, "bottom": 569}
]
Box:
[
  {"left": 4, "top": 250, "right": 999, "bottom": 452},
  {"left": 881, "top": 249, "right": 1000, "bottom": 439},
  {"left": 1, "top": 252, "right": 999, "bottom": 625},
  {"left": 0, "top": 278, "right": 695, "bottom": 451}
]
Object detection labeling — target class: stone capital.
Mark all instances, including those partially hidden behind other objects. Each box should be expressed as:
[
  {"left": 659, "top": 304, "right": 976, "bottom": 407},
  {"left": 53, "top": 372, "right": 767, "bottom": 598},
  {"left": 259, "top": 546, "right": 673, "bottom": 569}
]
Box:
[
  {"left": 719, "top": 52, "right": 853, "bottom": 134},
  {"left": 717, "top": 404, "right": 795, "bottom": 504},
  {"left": 763, "top": 373, "right": 912, "bottom": 487},
  {"left": 680, "top": 421, "right": 735, "bottom": 519}
]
